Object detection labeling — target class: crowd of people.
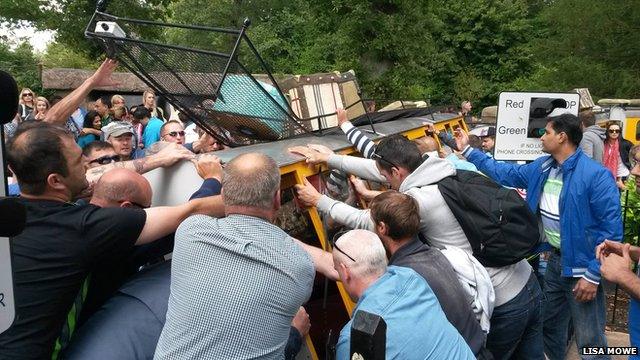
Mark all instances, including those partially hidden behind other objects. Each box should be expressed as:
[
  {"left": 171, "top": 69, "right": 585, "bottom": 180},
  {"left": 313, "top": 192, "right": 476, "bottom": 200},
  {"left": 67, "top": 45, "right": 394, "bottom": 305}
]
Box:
[{"left": 0, "top": 58, "right": 638, "bottom": 360}]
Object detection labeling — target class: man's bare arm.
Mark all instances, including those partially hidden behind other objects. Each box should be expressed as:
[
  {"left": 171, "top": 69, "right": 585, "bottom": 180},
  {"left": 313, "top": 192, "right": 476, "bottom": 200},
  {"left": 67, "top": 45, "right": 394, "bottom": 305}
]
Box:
[
  {"left": 86, "top": 143, "right": 195, "bottom": 183},
  {"left": 136, "top": 195, "right": 225, "bottom": 245},
  {"left": 294, "top": 238, "right": 339, "bottom": 281},
  {"left": 616, "top": 271, "right": 640, "bottom": 301},
  {"left": 44, "top": 59, "right": 119, "bottom": 125}
]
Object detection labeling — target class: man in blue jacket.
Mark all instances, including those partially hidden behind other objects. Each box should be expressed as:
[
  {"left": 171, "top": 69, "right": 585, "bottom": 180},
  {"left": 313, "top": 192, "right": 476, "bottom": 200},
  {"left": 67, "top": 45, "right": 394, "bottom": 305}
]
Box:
[{"left": 455, "top": 113, "right": 622, "bottom": 360}]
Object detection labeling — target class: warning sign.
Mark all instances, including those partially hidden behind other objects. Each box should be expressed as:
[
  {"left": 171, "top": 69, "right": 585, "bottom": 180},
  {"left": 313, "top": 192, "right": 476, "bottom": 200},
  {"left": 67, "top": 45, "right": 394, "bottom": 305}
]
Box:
[{"left": 494, "top": 92, "right": 580, "bottom": 161}]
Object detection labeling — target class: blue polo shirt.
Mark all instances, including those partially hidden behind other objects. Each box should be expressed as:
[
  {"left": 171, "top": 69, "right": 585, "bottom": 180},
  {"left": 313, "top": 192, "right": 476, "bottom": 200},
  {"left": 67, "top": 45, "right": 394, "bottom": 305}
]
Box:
[
  {"left": 142, "top": 117, "right": 164, "bottom": 148},
  {"left": 336, "top": 266, "right": 474, "bottom": 360}
]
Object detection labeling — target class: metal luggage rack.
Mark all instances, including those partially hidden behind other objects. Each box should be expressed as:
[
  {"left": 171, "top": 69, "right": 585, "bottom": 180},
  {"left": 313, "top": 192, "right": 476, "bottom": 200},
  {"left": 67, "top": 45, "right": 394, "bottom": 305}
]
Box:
[{"left": 85, "top": 6, "right": 366, "bottom": 146}]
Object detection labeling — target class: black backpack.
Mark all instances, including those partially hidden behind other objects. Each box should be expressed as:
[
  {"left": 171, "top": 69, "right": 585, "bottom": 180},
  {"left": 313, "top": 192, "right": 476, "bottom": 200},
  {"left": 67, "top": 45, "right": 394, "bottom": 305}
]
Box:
[{"left": 436, "top": 170, "right": 540, "bottom": 267}]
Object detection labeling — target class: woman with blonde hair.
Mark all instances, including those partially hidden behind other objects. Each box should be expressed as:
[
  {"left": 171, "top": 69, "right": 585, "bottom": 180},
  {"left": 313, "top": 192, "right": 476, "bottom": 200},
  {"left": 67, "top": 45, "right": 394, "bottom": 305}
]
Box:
[
  {"left": 25, "top": 96, "right": 50, "bottom": 121},
  {"left": 111, "top": 94, "right": 126, "bottom": 108},
  {"left": 18, "top": 88, "right": 36, "bottom": 121},
  {"left": 142, "top": 89, "right": 165, "bottom": 121}
]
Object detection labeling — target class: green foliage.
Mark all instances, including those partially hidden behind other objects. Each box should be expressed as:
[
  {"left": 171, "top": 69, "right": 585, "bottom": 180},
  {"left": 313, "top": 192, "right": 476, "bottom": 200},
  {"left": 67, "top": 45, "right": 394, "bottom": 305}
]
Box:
[
  {"left": 521, "top": 0, "right": 640, "bottom": 99},
  {"left": 1, "top": 0, "right": 172, "bottom": 58},
  {"left": 41, "top": 42, "right": 99, "bottom": 69},
  {"left": 621, "top": 178, "right": 640, "bottom": 246},
  {"left": 0, "top": 41, "right": 52, "bottom": 97},
  {"left": 2, "top": 0, "right": 639, "bottom": 109}
]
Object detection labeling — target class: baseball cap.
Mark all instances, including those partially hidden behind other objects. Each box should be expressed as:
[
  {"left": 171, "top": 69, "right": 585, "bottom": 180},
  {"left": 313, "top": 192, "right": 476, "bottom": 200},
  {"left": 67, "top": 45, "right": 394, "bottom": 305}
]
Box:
[
  {"left": 102, "top": 121, "right": 134, "bottom": 139},
  {"left": 479, "top": 126, "right": 496, "bottom": 137}
]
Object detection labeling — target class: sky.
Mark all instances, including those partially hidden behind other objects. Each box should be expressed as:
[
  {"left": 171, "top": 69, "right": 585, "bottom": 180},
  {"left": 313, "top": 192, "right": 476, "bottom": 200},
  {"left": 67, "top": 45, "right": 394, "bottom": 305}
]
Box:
[{"left": 0, "top": 23, "right": 56, "bottom": 53}]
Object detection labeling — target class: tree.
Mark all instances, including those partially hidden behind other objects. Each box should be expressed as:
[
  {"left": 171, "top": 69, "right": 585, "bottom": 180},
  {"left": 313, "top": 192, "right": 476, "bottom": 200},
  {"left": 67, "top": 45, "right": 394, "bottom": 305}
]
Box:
[
  {"left": 0, "top": 0, "right": 172, "bottom": 58},
  {"left": 517, "top": 0, "right": 640, "bottom": 99},
  {"left": 0, "top": 41, "right": 50, "bottom": 96}
]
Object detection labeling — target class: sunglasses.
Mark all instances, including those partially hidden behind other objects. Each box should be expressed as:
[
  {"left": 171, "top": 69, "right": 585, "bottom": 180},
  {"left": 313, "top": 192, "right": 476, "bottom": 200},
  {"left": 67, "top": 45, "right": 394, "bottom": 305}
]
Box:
[
  {"left": 608, "top": 129, "right": 620, "bottom": 134},
  {"left": 119, "top": 200, "right": 150, "bottom": 209},
  {"left": 331, "top": 230, "right": 356, "bottom": 262},
  {"left": 165, "top": 131, "right": 185, "bottom": 137},
  {"left": 371, "top": 152, "right": 399, "bottom": 170},
  {"left": 89, "top": 155, "right": 121, "bottom": 165},
  {"left": 22, "top": 93, "right": 33, "bottom": 97}
]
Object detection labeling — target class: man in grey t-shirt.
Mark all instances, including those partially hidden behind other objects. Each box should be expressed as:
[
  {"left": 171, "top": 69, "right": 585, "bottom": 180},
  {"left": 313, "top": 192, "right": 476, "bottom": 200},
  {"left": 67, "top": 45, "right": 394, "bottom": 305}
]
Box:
[{"left": 155, "top": 153, "right": 315, "bottom": 360}]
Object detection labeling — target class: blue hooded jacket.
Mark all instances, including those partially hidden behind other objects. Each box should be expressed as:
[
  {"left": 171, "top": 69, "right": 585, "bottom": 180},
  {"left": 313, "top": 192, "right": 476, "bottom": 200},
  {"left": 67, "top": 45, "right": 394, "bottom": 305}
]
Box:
[{"left": 463, "top": 146, "right": 622, "bottom": 284}]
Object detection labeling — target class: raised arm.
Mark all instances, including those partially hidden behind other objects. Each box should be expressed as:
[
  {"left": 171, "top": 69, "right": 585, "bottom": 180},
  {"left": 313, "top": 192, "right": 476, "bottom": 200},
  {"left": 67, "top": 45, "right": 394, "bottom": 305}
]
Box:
[
  {"left": 456, "top": 128, "right": 532, "bottom": 189},
  {"left": 44, "top": 59, "right": 119, "bottom": 125},
  {"left": 338, "top": 108, "right": 376, "bottom": 159}
]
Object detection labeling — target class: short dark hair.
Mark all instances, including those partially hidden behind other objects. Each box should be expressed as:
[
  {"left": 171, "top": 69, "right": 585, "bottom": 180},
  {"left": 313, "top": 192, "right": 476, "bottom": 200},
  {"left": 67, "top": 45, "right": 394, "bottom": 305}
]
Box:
[
  {"left": 97, "top": 95, "right": 112, "bottom": 108},
  {"left": 369, "top": 191, "right": 421, "bottom": 240},
  {"left": 82, "top": 141, "right": 114, "bottom": 157},
  {"left": 374, "top": 135, "right": 423, "bottom": 173},
  {"left": 160, "top": 120, "right": 183, "bottom": 136},
  {"left": 7, "top": 122, "right": 71, "bottom": 195},
  {"left": 83, "top": 110, "right": 101, "bottom": 128},
  {"left": 548, "top": 113, "right": 583, "bottom": 147},
  {"left": 579, "top": 110, "right": 596, "bottom": 127},
  {"left": 132, "top": 106, "right": 151, "bottom": 121},
  {"left": 468, "top": 134, "right": 482, "bottom": 148}
]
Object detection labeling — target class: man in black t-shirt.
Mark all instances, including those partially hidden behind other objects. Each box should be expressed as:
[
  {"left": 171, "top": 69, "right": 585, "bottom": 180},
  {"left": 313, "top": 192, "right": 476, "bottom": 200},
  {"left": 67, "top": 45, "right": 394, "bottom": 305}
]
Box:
[{"left": 0, "top": 123, "right": 224, "bottom": 359}]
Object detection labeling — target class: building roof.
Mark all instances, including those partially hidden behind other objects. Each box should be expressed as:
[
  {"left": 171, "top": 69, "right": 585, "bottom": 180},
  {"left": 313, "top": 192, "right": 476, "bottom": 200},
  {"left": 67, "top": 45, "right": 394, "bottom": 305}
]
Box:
[{"left": 42, "top": 68, "right": 149, "bottom": 92}]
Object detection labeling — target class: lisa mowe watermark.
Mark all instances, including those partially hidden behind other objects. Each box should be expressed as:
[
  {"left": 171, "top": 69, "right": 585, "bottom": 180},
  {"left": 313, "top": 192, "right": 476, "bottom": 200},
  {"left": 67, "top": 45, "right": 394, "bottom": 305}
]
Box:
[{"left": 581, "top": 347, "right": 638, "bottom": 356}]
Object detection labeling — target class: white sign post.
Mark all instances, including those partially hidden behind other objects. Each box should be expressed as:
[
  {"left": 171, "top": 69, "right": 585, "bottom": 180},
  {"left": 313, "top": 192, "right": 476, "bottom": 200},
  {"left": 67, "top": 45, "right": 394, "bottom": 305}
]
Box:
[
  {"left": 0, "top": 126, "right": 15, "bottom": 334},
  {"left": 494, "top": 92, "right": 580, "bottom": 161}
]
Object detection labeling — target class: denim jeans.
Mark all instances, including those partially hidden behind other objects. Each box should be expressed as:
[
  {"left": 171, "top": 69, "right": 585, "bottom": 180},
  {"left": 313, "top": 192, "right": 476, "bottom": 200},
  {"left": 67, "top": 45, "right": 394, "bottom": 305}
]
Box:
[
  {"left": 543, "top": 252, "right": 609, "bottom": 360},
  {"left": 486, "top": 271, "right": 544, "bottom": 359}
]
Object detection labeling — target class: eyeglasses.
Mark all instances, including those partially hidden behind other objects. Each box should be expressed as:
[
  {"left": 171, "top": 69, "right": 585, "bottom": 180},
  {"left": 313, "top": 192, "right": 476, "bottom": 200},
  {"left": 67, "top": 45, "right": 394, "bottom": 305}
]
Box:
[
  {"left": 22, "top": 93, "right": 33, "bottom": 97},
  {"left": 371, "top": 152, "right": 398, "bottom": 170},
  {"left": 165, "top": 131, "right": 185, "bottom": 137},
  {"left": 608, "top": 129, "right": 621, "bottom": 134},
  {"left": 88, "top": 155, "right": 121, "bottom": 165},
  {"left": 331, "top": 230, "right": 356, "bottom": 262}
]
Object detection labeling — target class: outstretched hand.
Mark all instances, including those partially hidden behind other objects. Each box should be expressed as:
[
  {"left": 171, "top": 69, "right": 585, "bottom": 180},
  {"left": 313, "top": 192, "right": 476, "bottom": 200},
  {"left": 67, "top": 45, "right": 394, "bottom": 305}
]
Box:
[
  {"left": 193, "top": 154, "right": 223, "bottom": 181},
  {"left": 600, "top": 243, "right": 634, "bottom": 284},
  {"left": 294, "top": 178, "right": 322, "bottom": 207},
  {"left": 454, "top": 128, "right": 470, "bottom": 151},
  {"left": 155, "top": 142, "right": 196, "bottom": 167},
  {"left": 423, "top": 122, "right": 438, "bottom": 136},
  {"left": 336, "top": 108, "right": 349, "bottom": 126},
  {"left": 596, "top": 240, "right": 636, "bottom": 261},
  {"left": 89, "top": 58, "right": 120, "bottom": 88},
  {"left": 288, "top": 145, "right": 330, "bottom": 165}
]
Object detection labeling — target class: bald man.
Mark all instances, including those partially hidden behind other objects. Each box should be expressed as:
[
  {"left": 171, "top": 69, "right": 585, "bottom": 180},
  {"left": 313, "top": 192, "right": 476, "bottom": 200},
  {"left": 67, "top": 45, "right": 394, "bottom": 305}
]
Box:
[
  {"left": 90, "top": 168, "right": 153, "bottom": 209},
  {"left": 155, "top": 153, "right": 315, "bottom": 360},
  {"left": 78, "top": 159, "right": 224, "bottom": 326}
]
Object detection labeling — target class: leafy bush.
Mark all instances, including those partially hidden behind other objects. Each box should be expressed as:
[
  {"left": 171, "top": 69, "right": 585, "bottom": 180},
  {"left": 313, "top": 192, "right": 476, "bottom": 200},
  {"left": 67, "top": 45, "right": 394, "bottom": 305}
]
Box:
[{"left": 621, "top": 178, "right": 640, "bottom": 246}]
